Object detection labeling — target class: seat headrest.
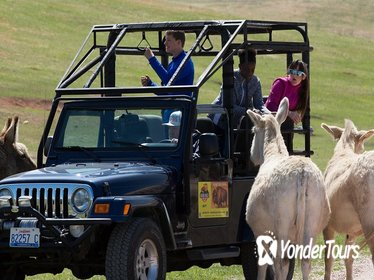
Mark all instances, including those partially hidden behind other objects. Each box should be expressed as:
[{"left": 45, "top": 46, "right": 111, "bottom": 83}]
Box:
[
  {"left": 196, "top": 117, "right": 215, "bottom": 134},
  {"left": 120, "top": 114, "right": 139, "bottom": 125},
  {"left": 199, "top": 133, "right": 219, "bottom": 157}
]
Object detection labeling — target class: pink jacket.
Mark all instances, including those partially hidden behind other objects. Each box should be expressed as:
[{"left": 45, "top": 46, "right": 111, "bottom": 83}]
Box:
[{"left": 265, "top": 76, "right": 301, "bottom": 112}]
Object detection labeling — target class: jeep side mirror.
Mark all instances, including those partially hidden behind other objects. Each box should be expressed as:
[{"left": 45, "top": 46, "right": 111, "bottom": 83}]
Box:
[{"left": 199, "top": 133, "right": 219, "bottom": 157}]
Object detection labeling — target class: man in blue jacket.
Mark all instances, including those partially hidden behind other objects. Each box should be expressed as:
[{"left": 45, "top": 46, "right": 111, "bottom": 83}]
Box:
[{"left": 141, "top": 30, "right": 194, "bottom": 124}]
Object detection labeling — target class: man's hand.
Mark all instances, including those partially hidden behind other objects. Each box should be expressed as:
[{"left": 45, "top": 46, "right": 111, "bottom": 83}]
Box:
[
  {"left": 144, "top": 47, "right": 154, "bottom": 60},
  {"left": 141, "top": 75, "right": 151, "bottom": 86}
]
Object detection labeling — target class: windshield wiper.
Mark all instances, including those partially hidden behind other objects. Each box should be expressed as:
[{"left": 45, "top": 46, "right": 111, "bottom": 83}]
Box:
[{"left": 111, "top": 141, "right": 157, "bottom": 164}]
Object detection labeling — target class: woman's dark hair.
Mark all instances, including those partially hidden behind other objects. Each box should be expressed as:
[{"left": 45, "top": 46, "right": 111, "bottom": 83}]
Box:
[{"left": 288, "top": 60, "right": 309, "bottom": 118}]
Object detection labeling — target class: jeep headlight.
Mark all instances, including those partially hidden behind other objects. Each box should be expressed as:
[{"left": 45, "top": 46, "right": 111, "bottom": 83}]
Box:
[
  {"left": 0, "top": 188, "right": 12, "bottom": 198},
  {"left": 72, "top": 188, "right": 91, "bottom": 213}
]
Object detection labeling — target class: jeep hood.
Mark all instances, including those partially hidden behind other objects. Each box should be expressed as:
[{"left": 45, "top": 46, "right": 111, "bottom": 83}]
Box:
[{"left": 0, "top": 162, "right": 177, "bottom": 195}]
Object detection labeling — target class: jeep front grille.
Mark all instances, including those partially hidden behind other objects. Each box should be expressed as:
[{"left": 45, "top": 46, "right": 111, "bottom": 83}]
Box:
[
  {"left": 0, "top": 183, "right": 93, "bottom": 218},
  {"left": 16, "top": 187, "right": 69, "bottom": 218}
]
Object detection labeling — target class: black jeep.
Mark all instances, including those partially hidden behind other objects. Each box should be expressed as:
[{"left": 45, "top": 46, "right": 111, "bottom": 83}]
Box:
[{"left": 0, "top": 20, "right": 312, "bottom": 279}]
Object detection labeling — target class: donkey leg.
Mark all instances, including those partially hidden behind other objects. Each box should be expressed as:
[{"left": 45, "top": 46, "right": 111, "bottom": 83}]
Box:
[
  {"left": 300, "top": 233, "right": 313, "bottom": 280},
  {"left": 273, "top": 245, "right": 289, "bottom": 280},
  {"left": 273, "top": 257, "right": 286, "bottom": 280},
  {"left": 344, "top": 234, "right": 356, "bottom": 280},
  {"left": 301, "top": 258, "right": 311, "bottom": 280},
  {"left": 360, "top": 217, "right": 374, "bottom": 269},
  {"left": 362, "top": 227, "right": 374, "bottom": 271},
  {"left": 257, "top": 264, "right": 267, "bottom": 280},
  {"left": 323, "top": 226, "right": 335, "bottom": 280}
]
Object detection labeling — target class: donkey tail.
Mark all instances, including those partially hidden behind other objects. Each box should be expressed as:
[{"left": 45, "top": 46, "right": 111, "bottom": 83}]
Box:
[{"left": 295, "top": 169, "right": 307, "bottom": 245}]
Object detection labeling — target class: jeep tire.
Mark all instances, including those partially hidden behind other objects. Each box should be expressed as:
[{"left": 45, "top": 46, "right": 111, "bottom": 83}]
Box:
[
  {"left": 241, "top": 241, "right": 275, "bottom": 280},
  {"left": 105, "top": 218, "right": 166, "bottom": 280},
  {"left": 241, "top": 241, "right": 295, "bottom": 280}
]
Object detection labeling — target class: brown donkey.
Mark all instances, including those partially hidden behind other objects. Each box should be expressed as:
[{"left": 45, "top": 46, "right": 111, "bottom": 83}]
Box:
[{"left": 0, "top": 116, "right": 36, "bottom": 180}]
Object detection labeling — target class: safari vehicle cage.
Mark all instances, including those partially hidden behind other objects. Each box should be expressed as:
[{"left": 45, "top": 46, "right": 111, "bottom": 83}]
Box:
[{"left": 39, "top": 19, "right": 313, "bottom": 166}]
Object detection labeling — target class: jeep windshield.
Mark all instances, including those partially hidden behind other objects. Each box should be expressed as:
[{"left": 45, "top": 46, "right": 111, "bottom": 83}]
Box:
[{"left": 53, "top": 106, "right": 185, "bottom": 151}]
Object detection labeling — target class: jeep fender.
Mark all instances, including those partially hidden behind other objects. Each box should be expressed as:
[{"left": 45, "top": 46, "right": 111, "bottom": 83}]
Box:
[{"left": 90, "top": 196, "right": 176, "bottom": 249}]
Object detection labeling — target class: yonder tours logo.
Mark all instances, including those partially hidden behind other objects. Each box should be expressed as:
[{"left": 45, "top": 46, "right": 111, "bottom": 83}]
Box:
[{"left": 255, "top": 231, "right": 360, "bottom": 266}]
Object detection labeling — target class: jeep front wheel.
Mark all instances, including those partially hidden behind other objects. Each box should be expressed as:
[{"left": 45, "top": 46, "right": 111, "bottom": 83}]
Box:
[
  {"left": 105, "top": 218, "right": 167, "bottom": 280},
  {"left": 241, "top": 241, "right": 275, "bottom": 280},
  {"left": 241, "top": 241, "right": 294, "bottom": 280}
]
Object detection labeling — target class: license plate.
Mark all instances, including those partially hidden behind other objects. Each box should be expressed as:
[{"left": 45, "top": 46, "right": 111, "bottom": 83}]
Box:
[{"left": 10, "top": 228, "right": 40, "bottom": 248}]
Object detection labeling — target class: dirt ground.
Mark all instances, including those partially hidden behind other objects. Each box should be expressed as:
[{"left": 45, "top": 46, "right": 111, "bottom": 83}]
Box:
[
  {"left": 0, "top": 96, "right": 52, "bottom": 111},
  {"left": 323, "top": 256, "right": 374, "bottom": 280},
  {"left": 0, "top": 96, "right": 52, "bottom": 123},
  {"left": 0, "top": 97, "right": 62, "bottom": 130}
]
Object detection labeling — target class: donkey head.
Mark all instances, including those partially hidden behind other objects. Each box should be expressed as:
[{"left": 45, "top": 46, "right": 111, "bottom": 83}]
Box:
[
  {"left": 246, "top": 97, "right": 289, "bottom": 166},
  {"left": 321, "top": 120, "right": 374, "bottom": 154},
  {"left": 0, "top": 116, "right": 36, "bottom": 180}
]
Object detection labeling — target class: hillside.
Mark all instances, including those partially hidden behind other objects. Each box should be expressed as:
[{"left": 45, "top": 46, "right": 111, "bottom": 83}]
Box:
[
  {"left": 0, "top": 0, "right": 373, "bottom": 169},
  {"left": 1, "top": 1, "right": 374, "bottom": 279}
]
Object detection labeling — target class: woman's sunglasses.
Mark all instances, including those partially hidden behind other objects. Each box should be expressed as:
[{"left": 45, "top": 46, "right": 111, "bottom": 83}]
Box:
[{"left": 287, "top": 69, "right": 305, "bottom": 76}]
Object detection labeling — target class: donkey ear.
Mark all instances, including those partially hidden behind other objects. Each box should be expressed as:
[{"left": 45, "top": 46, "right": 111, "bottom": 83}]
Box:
[
  {"left": 342, "top": 119, "right": 357, "bottom": 140},
  {"left": 246, "top": 109, "right": 261, "bottom": 126},
  {"left": 4, "top": 116, "right": 19, "bottom": 145},
  {"left": 275, "top": 97, "right": 289, "bottom": 125},
  {"left": 0, "top": 118, "right": 12, "bottom": 137},
  {"left": 358, "top": 129, "right": 374, "bottom": 144},
  {"left": 321, "top": 123, "right": 344, "bottom": 140}
]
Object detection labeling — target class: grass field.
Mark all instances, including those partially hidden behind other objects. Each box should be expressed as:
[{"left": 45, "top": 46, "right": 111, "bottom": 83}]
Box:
[{"left": 1, "top": 0, "right": 373, "bottom": 279}]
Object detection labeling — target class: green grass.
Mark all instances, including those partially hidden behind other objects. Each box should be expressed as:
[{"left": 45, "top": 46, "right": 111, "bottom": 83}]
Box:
[
  {"left": 1, "top": 0, "right": 373, "bottom": 279},
  {"left": 1, "top": 0, "right": 373, "bottom": 169}
]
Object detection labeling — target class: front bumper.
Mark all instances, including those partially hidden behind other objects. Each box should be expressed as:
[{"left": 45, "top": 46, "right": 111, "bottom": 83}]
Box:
[{"left": 0, "top": 205, "right": 111, "bottom": 249}]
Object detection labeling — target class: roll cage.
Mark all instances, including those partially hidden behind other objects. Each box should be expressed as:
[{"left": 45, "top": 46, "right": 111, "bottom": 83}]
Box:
[{"left": 38, "top": 19, "right": 313, "bottom": 168}]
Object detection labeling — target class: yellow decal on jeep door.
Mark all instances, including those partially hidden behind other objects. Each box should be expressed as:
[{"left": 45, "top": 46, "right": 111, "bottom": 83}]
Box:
[{"left": 198, "top": 181, "right": 229, "bottom": 218}]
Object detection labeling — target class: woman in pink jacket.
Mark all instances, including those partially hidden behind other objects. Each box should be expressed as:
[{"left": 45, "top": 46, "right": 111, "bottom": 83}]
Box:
[{"left": 265, "top": 60, "right": 309, "bottom": 152}]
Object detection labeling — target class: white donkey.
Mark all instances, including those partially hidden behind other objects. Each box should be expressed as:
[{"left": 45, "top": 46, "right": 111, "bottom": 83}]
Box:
[
  {"left": 321, "top": 120, "right": 374, "bottom": 280},
  {"left": 245, "top": 97, "right": 330, "bottom": 280}
]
